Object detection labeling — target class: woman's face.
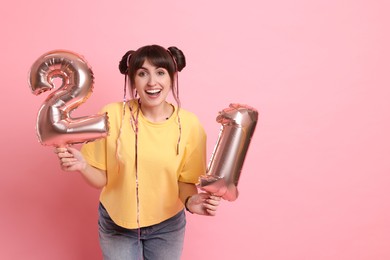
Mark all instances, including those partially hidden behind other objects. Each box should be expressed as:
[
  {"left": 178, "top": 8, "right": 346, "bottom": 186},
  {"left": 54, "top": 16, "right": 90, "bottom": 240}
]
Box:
[{"left": 133, "top": 59, "right": 172, "bottom": 109}]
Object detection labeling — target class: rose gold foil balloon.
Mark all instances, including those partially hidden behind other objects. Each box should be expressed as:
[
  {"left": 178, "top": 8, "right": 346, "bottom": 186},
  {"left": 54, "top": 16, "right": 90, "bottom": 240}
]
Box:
[
  {"left": 28, "top": 50, "right": 109, "bottom": 147},
  {"left": 199, "top": 103, "right": 258, "bottom": 201}
]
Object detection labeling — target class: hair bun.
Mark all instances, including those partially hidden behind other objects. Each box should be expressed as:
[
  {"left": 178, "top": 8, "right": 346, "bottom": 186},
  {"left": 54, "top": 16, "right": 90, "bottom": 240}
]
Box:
[
  {"left": 167, "top": 47, "right": 186, "bottom": 72},
  {"left": 118, "top": 50, "right": 135, "bottom": 74}
]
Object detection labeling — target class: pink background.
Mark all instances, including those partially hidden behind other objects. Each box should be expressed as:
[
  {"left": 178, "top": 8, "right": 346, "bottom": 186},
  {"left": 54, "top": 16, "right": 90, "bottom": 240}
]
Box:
[{"left": 1, "top": 0, "right": 389, "bottom": 259}]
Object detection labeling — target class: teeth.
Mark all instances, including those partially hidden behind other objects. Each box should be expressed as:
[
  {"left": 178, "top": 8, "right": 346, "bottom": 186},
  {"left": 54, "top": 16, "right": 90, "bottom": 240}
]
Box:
[{"left": 146, "top": 89, "right": 161, "bottom": 94}]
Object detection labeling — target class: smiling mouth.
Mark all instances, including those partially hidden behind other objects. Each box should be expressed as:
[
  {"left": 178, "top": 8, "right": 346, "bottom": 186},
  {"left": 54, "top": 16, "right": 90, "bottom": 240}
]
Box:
[{"left": 145, "top": 89, "right": 162, "bottom": 96}]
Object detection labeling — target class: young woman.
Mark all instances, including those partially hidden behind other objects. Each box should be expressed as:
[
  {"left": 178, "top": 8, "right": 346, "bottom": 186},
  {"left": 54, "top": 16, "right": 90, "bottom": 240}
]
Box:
[{"left": 55, "top": 45, "right": 221, "bottom": 259}]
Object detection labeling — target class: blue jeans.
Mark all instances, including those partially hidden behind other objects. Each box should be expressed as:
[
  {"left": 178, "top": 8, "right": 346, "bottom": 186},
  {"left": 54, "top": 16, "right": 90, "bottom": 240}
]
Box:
[{"left": 98, "top": 203, "right": 186, "bottom": 260}]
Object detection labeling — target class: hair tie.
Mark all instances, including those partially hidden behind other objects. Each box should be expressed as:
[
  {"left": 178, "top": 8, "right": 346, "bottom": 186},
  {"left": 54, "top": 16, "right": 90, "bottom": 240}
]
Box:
[
  {"left": 126, "top": 53, "right": 132, "bottom": 72},
  {"left": 166, "top": 49, "right": 178, "bottom": 72}
]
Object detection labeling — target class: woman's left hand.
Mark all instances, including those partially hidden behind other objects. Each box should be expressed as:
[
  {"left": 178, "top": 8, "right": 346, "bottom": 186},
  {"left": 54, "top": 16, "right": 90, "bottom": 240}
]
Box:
[{"left": 186, "top": 193, "right": 221, "bottom": 216}]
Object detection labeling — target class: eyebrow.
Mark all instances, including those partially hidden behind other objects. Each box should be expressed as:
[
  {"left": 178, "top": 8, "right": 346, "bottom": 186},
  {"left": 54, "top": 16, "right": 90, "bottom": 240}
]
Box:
[{"left": 138, "top": 66, "right": 165, "bottom": 71}]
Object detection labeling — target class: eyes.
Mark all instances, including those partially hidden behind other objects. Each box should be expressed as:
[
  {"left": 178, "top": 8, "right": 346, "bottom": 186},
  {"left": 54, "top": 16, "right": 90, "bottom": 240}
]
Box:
[{"left": 136, "top": 68, "right": 167, "bottom": 78}]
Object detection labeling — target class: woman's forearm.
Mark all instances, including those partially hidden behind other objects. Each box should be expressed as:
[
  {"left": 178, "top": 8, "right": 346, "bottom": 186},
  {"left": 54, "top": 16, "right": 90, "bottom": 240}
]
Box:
[
  {"left": 178, "top": 181, "right": 198, "bottom": 205},
  {"left": 79, "top": 164, "right": 107, "bottom": 189}
]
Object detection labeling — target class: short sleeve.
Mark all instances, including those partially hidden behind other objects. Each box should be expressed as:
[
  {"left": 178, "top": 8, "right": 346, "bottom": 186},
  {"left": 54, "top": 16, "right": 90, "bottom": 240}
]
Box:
[
  {"left": 80, "top": 106, "right": 109, "bottom": 171},
  {"left": 81, "top": 137, "right": 107, "bottom": 170},
  {"left": 178, "top": 119, "right": 207, "bottom": 183}
]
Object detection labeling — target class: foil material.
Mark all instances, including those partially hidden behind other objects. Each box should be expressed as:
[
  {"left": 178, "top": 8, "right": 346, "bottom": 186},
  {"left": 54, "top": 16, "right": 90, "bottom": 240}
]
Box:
[
  {"left": 199, "top": 103, "right": 258, "bottom": 201},
  {"left": 28, "top": 50, "right": 109, "bottom": 147}
]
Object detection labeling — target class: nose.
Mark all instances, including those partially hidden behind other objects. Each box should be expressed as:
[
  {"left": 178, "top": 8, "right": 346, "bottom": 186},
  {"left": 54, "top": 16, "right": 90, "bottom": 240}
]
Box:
[{"left": 147, "top": 74, "right": 157, "bottom": 86}]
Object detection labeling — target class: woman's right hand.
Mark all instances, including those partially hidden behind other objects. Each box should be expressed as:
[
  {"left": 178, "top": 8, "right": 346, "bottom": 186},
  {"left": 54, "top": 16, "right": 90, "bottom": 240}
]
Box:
[
  {"left": 55, "top": 147, "right": 87, "bottom": 172},
  {"left": 55, "top": 147, "right": 107, "bottom": 188}
]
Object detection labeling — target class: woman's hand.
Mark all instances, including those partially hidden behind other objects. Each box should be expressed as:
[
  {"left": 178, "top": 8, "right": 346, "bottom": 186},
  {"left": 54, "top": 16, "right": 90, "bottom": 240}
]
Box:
[
  {"left": 186, "top": 193, "right": 221, "bottom": 216},
  {"left": 54, "top": 147, "right": 107, "bottom": 188},
  {"left": 54, "top": 147, "right": 87, "bottom": 172}
]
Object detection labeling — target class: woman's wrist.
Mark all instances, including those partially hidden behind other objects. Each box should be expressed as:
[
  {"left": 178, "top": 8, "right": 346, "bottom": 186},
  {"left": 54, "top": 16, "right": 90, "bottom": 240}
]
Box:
[
  {"left": 184, "top": 196, "right": 193, "bottom": 214},
  {"left": 79, "top": 159, "right": 90, "bottom": 173}
]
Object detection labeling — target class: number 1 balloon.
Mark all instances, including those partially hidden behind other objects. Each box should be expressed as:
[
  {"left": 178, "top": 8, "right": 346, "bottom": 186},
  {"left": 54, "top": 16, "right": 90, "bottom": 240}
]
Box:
[
  {"left": 199, "top": 103, "right": 258, "bottom": 201},
  {"left": 28, "top": 50, "right": 109, "bottom": 147}
]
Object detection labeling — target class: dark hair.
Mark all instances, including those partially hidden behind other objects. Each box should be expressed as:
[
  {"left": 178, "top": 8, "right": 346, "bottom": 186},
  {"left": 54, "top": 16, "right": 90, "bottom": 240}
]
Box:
[{"left": 118, "top": 45, "right": 186, "bottom": 103}]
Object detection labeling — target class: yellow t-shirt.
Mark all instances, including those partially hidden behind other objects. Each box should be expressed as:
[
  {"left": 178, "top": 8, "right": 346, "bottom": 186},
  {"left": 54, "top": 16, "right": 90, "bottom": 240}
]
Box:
[{"left": 81, "top": 100, "right": 206, "bottom": 229}]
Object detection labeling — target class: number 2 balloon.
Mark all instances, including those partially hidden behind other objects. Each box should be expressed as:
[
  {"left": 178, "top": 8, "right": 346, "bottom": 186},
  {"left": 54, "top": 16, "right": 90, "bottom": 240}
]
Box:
[
  {"left": 199, "top": 103, "right": 258, "bottom": 201},
  {"left": 28, "top": 50, "right": 109, "bottom": 147}
]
